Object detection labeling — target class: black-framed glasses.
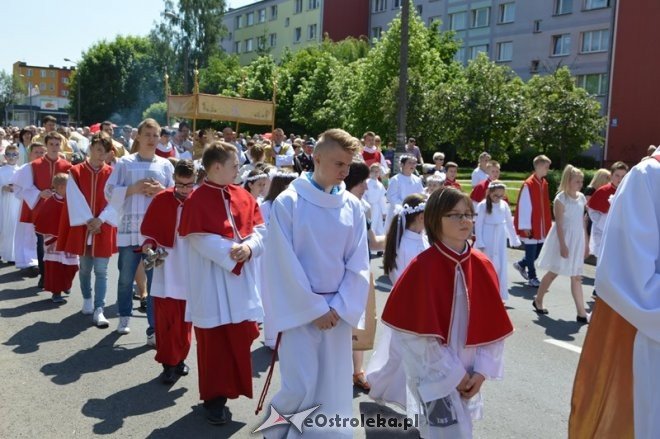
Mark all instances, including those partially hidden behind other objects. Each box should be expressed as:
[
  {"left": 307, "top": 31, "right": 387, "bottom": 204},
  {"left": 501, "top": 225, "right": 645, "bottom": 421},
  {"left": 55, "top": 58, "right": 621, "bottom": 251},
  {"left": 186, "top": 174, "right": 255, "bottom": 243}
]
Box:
[{"left": 444, "top": 213, "right": 477, "bottom": 222}]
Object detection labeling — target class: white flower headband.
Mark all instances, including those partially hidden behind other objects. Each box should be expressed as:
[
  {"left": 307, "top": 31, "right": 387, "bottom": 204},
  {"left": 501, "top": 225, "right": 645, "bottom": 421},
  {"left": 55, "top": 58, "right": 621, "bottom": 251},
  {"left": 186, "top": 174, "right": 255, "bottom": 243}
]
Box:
[
  {"left": 488, "top": 181, "right": 507, "bottom": 190},
  {"left": 399, "top": 154, "right": 415, "bottom": 163},
  {"left": 245, "top": 173, "right": 269, "bottom": 183},
  {"left": 395, "top": 201, "right": 427, "bottom": 246},
  {"left": 268, "top": 169, "right": 299, "bottom": 180}
]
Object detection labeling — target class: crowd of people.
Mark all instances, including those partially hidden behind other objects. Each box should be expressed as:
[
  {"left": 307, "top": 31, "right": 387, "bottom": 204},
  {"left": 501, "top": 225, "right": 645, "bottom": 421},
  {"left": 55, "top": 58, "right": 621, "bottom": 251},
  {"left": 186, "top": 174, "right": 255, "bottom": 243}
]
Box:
[{"left": 0, "top": 114, "right": 657, "bottom": 437}]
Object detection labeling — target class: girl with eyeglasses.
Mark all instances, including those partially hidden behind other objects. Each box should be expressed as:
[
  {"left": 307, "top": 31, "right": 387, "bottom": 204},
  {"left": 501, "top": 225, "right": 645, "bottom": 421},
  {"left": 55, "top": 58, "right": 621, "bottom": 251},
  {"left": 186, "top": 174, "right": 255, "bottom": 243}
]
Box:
[
  {"left": 474, "top": 181, "right": 521, "bottom": 302},
  {"left": 380, "top": 187, "right": 513, "bottom": 438}
]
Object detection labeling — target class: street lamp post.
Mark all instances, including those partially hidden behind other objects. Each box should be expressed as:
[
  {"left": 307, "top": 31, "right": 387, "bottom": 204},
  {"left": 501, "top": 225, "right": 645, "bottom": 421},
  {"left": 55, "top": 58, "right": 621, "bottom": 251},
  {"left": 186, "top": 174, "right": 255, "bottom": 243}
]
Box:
[
  {"left": 165, "top": 10, "right": 190, "bottom": 94},
  {"left": 19, "top": 74, "right": 33, "bottom": 125},
  {"left": 64, "top": 58, "right": 81, "bottom": 126}
]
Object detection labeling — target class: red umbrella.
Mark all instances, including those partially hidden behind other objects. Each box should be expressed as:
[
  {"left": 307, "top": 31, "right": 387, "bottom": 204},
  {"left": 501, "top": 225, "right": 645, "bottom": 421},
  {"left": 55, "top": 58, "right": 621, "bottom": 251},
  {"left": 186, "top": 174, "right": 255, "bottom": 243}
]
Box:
[{"left": 89, "top": 123, "right": 101, "bottom": 134}]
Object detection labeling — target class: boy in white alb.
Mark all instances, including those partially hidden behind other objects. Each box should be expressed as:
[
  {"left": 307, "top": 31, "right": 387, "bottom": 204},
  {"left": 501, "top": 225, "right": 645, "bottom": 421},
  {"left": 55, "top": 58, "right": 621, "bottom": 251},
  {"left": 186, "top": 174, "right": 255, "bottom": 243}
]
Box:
[
  {"left": 364, "top": 163, "right": 388, "bottom": 236},
  {"left": 385, "top": 155, "right": 424, "bottom": 230},
  {"left": 0, "top": 145, "right": 22, "bottom": 263},
  {"left": 262, "top": 129, "right": 370, "bottom": 438}
]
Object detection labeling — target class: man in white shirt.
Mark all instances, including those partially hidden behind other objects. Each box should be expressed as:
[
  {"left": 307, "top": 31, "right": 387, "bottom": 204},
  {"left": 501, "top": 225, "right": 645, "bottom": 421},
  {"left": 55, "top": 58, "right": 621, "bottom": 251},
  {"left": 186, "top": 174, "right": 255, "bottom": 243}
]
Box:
[{"left": 471, "top": 152, "right": 491, "bottom": 186}]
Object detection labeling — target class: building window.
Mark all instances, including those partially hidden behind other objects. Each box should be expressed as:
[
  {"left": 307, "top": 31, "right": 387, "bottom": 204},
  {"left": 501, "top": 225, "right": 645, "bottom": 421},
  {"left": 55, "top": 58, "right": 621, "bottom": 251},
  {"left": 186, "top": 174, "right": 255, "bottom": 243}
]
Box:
[
  {"left": 62, "top": 90, "right": 69, "bottom": 97},
  {"left": 308, "top": 0, "right": 320, "bottom": 9},
  {"left": 581, "top": 29, "right": 609, "bottom": 53},
  {"left": 234, "top": 41, "right": 241, "bottom": 53},
  {"left": 416, "top": 5, "right": 423, "bottom": 15},
  {"left": 49, "top": 84, "right": 54, "bottom": 91},
  {"left": 246, "top": 12, "right": 254, "bottom": 26},
  {"left": 393, "top": 0, "right": 401, "bottom": 8},
  {"left": 228, "top": 32, "right": 232, "bottom": 40},
  {"left": 497, "top": 41, "right": 513, "bottom": 61},
  {"left": 454, "top": 47, "right": 466, "bottom": 63},
  {"left": 50, "top": 71, "right": 56, "bottom": 78},
  {"left": 258, "top": 8, "right": 266, "bottom": 23},
  {"left": 294, "top": 27, "right": 302, "bottom": 43},
  {"left": 428, "top": 16, "right": 441, "bottom": 26},
  {"left": 295, "top": 0, "right": 303, "bottom": 13},
  {"left": 552, "top": 34, "right": 571, "bottom": 56},
  {"left": 449, "top": 12, "right": 467, "bottom": 30},
  {"left": 271, "top": 5, "right": 278, "bottom": 20},
  {"left": 372, "top": 26, "right": 383, "bottom": 39},
  {"left": 576, "top": 73, "right": 608, "bottom": 95},
  {"left": 40, "top": 70, "right": 47, "bottom": 78},
  {"left": 285, "top": 17, "right": 290, "bottom": 27},
  {"left": 257, "top": 36, "right": 266, "bottom": 50},
  {"left": 555, "top": 0, "right": 572, "bottom": 15},
  {"left": 471, "top": 7, "right": 490, "bottom": 28},
  {"left": 27, "top": 69, "right": 33, "bottom": 77},
  {"left": 469, "top": 44, "right": 489, "bottom": 59},
  {"left": 308, "top": 23, "right": 318, "bottom": 40},
  {"left": 245, "top": 39, "right": 254, "bottom": 52},
  {"left": 499, "top": 3, "right": 515, "bottom": 23},
  {"left": 40, "top": 82, "right": 46, "bottom": 90},
  {"left": 373, "top": 0, "right": 387, "bottom": 13},
  {"left": 533, "top": 19, "right": 542, "bottom": 32},
  {"left": 585, "top": 0, "right": 609, "bottom": 9},
  {"left": 530, "top": 60, "right": 540, "bottom": 73},
  {"left": 270, "top": 33, "right": 277, "bottom": 47},
  {"left": 62, "top": 77, "right": 69, "bottom": 84},
  {"left": 235, "top": 15, "right": 242, "bottom": 28}
]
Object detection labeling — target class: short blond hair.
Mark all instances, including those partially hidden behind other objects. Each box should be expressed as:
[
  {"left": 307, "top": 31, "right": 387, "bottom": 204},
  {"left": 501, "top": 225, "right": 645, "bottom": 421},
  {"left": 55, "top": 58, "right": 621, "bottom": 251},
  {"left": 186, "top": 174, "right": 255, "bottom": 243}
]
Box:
[
  {"left": 533, "top": 155, "right": 552, "bottom": 167},
  {"left": 52, "top": 172, "right": 69, "bottom": 188},
  {"left": 202, "top": 141, "right": 238, "bottom": 171},
  {"left": 315, "top": 129, "right": 360, "bottom": 155}
]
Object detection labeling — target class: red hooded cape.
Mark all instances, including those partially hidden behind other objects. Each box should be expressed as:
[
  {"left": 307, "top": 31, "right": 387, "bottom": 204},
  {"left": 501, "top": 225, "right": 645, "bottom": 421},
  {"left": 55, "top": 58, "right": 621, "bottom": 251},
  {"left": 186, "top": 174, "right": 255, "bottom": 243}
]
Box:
[
  {"left": 140, "top": 187, "right": 183, "bottom": 249},
  {"left": 34, "top": 195, "right": 65, "bottom": 245},
  {"left": 586, "top": 182, "right": 616, "bottom": 214},
  {"left": 382, "top": 241, "right": 514, "bottom": 347}
]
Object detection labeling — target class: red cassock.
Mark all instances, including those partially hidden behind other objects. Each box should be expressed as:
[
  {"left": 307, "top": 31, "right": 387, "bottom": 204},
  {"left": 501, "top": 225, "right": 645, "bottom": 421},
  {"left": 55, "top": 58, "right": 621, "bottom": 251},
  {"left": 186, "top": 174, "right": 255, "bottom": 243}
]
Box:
[
  {"left": 34, "top": 196, "right": 78, "bottom": 293},
  {"left": 362, "top": 149, "right": 383, "bottom": 169},
  {"left": 586, "top": 182, "right": 617, "bottom": 214},
  {"left": 20, "top": 156, "right": 71, "bottom": 224},
  {"left": 444, "top": 179, "right": 463, "bottom": 191},
  {"left": 382, "top": 240, "right": 513, "bottom": 346},
  {"left": 155, "top": 148, "right": 177, "bottom": 159},
  {"left": 513, "top": 174, "right": 552, "bottom": 240},
  {"left": 178, "top": 180, "right": 264, "bottom": 401},
  {"left": 57, "top": 162, "right": 117, "bottom": 257},
  {"left": 140, "top": 187, "right": 182, "bottom": 249}
]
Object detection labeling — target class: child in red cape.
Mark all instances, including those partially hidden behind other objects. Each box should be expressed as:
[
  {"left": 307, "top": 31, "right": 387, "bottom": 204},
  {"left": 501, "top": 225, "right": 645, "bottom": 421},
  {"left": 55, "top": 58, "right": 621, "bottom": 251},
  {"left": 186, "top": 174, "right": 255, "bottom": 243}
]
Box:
[{"left": 381, "top": 187, "right": 513, "bottom": 439}]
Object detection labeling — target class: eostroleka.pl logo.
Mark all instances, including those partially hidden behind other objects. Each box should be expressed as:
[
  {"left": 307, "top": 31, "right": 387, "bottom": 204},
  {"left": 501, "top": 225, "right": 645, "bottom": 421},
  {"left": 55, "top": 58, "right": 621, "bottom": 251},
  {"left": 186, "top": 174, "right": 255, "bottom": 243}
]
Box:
[{"left": 253, "top": 405, "right": 419, "bottom": 434}]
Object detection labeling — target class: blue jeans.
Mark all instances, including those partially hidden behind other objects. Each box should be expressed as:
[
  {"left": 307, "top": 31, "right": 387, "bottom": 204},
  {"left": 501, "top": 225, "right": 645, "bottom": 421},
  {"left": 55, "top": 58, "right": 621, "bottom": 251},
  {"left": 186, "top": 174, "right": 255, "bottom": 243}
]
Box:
[
  {"left": 518, "top": 242, "right": 544, "bottom": 280},
  {"left": 117, "top": 246, "right": 154, "bottom": 335},
  {"left": 79, "top": 256, "right": 109, "bottom": 309}
]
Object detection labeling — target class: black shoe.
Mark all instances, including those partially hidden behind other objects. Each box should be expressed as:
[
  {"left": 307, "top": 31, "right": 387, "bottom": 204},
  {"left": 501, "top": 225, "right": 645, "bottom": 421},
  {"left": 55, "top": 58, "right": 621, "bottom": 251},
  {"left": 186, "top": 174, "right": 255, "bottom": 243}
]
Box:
[
  {"left": 161, "top": 366, "right": 177, "bottom": 384},
  {"left": 576, "top": 315, "right": 589, "bottom": 324},
  {"left": 532, "top": 297, "right": 549, "bottom": 315},
  {"left": 175, "top": 361, "right": 189, "bottom": 376},
  {"left": 204, "top": 397, "right": 230, "bottom": 425},
  {"left": 64, "top": 290, "right": 71, "bottom": 295},
  {"left": 138, "top": 299, "right": 147, "bottom": 312},
  {"left": 25, "top": 266, "right": 40, "bottom": 278},
  {"left": 37, "top": 277, "right": 44, "bottom": 288}
]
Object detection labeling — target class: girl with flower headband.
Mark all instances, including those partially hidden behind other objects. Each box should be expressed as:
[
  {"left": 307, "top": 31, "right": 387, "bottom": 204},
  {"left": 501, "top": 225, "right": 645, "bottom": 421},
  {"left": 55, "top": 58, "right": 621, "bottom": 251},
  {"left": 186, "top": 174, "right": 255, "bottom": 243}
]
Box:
[
  {"left": 474, "top": 180, "right": 521, "bottom": 302},
  {"left": 366, "top": 192, "right": 429, "bottom": 407},
  {"left": 243, "top": 169, "right": 268, "bottom": 201},
  {"left": 380, "top": 187, "right": 513, "bottom": 438}
]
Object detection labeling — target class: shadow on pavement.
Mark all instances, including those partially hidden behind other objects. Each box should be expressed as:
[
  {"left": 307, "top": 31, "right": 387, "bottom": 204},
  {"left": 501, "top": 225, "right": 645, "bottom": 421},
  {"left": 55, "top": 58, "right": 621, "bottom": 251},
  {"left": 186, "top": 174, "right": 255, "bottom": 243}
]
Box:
[
  {"left": 252, "top": 345, "right": 274, "bottom": 378},
  {"left": 3, "top": 310, "right": 93, "bottom": 353},
  {"left": 359, "top": 402, "right": 420, "bottom": 438},
  {"left": 0, "top": 296, "right": 66, "bottom": 318},
  {"left": 41, "top": 331, "right": 151, "bottom": 385},
  {"left": 0, "top": 286, "right": 41, "bottom": 302},
  {"left": 81, "top": 377, "right": 189, "bottom": 435},
  {"left": 0, "top": 269, "right": 35, "bottom": 285},
  {"left": 147, "top": 405, "right": 246, "bottom": 438},
  {"left": 532, "top": 315, "right": 586, "bottom": 341}
]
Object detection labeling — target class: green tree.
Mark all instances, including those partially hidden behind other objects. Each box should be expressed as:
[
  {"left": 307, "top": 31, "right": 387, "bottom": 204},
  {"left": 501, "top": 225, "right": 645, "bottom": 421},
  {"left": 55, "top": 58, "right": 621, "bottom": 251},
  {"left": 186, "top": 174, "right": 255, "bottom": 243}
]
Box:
[
  {"left": 69, "top": 36, "right": 163, "bottom": 125},
  {"left": 142, "top": 102, "right": 168, "bottom": 125},
  {"left": 433, "top": 53, "right": 525, "bottom": 162},
  {"left": 199, "top": 53, "right": 241, "bottom": 94},
  {"left": 0, "top": 71, "right": 26, "bottom": 124},
  {"left": 152, "top": 0, "right": 227, "bottom": 94},
  {"left": 520, "top": 67, "right": 605, "bottom": 167}
]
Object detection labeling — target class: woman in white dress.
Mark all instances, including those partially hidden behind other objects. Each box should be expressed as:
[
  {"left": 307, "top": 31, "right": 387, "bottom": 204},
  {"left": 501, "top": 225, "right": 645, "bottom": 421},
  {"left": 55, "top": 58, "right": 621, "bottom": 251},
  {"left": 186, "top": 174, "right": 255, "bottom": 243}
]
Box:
[
  {"left": 534, "top": 165, "right": 589, "bottom": 323},
  {"left": 366, "top": 193, "right": 428, "bottom": 407},
  {"left": 474, "top": 181, "right": 521, "bottom": 301},
  {"left": 385, "top": 155, "right": 424, "bottom": 230}
]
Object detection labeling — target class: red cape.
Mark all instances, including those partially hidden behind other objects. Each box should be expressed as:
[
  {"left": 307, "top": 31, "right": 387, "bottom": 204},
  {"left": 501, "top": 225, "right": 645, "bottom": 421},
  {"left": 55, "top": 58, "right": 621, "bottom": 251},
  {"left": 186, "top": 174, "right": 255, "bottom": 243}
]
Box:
[
  {"left": 444, "top": 179, "right": 462, "bottom": 191},
  {"left": 586, "top": 182, "right": 616, "bottom": 214},
  {"left": 141, "top": 188, "right": 183, "bottom": 249},
  {"left": 34, "top": 195, "right": 65, "bottom": 241},
  {"left": 20, "top": 156, "right": 71, "bottom": 223},
  {"left": 382, "top": 241, "right": 514, "bottom": 347}
]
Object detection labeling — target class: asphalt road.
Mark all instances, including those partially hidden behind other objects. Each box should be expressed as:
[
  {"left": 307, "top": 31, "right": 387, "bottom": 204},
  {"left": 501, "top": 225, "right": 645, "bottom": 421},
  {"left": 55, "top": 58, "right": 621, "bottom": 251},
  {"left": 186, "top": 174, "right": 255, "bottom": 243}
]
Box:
[{"left": 0, "top": 248, "right": 595, "bottom": 438}]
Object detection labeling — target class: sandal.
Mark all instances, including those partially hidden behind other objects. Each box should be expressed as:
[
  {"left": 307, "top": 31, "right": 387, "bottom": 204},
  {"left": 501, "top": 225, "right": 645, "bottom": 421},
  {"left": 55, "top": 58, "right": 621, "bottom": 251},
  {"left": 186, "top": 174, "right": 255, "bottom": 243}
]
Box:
[
  {"left": 353, "top": 372, "right": 371, "bottom": 391},
  {"left": 532, "top": 297, "right": 549, "bottom": 315}
]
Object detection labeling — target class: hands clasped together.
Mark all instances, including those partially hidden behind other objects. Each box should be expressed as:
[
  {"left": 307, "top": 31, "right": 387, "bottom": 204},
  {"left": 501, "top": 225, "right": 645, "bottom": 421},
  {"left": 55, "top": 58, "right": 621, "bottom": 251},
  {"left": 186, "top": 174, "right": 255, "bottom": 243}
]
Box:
[{"left": 456, "top": 372, "right": 486, "bottom": 399}]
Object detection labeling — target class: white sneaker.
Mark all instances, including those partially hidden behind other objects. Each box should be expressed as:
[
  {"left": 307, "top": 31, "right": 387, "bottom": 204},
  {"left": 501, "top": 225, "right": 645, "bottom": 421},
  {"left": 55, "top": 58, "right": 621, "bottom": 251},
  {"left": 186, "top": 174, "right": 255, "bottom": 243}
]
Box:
[
  {"left": 146, "top": 333, "right": 156, "bottom": 348},
  {"left": 93, "top": 308, "right": 109, "bottom": 328},
  {"left": 116, "top": 316, "right": 131, "bottom": 334},
  {"left": 82, "top": 298, "right": 94, "bottom": 315}
]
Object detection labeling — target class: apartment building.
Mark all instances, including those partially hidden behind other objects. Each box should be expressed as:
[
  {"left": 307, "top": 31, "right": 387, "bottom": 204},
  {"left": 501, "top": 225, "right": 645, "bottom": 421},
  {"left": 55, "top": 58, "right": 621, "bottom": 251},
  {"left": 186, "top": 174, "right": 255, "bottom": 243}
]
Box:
[{"left": 221, "top": 0, "right": 369, "bottom": 65}]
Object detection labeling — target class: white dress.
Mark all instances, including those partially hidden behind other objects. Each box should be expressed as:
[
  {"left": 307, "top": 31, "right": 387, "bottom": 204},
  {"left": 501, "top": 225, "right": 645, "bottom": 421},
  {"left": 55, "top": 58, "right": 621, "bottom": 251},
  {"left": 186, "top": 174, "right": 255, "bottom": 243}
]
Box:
[
  {"left": 385, "top": 173, "right": 424, "bottom": 230},
  {"left": 0, "top": 165, "right": 21, "bottom": 262},
  {"left": 367, "top": 230, "right": 429, "bottom": 409},
  {"left": 364, "top": 178, "right": 388, "bottom": 235},
  {"left": 537, "top": 192, "right": 586, "bottom": 276},
  {"left": 474, "top": 200, "right": 521, "bottom": 300}
]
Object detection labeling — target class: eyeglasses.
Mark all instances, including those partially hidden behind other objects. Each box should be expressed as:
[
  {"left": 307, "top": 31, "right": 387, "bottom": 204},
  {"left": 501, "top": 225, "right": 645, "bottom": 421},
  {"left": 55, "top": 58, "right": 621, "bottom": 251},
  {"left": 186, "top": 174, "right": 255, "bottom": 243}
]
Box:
[
  {"left": 434, "top": 158, "right": 444, "bottom": 162},
  {"left": 174, "top": 183, "right": 195, "bottom": 189},
  {"left": 444, "top": 213, "right": 477, "bottom": 222}
]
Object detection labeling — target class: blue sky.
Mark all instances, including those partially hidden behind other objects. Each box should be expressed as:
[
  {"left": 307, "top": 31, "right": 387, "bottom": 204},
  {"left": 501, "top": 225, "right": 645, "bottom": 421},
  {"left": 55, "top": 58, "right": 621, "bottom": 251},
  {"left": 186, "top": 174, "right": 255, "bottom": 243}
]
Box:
[{"left": 1, "top": 0, "right": 253, "bottom": 74}]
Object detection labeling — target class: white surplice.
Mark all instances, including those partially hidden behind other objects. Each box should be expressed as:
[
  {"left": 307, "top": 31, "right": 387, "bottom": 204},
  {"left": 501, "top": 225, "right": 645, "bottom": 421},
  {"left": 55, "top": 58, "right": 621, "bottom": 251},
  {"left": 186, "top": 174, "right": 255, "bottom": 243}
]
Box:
[
  {"left": 367, "top": 229, "right": 429, "bottom": 410},
  {"left": 262, "top": 176, "right": 370, "bottom": 438},
  {"left": 392, "top": 257, "right": 505, "bottom": 439},
  {"left": 595, "top": 153, "right": 660, "bottom": 438},
  {"left": 385, "top": 173, "right": 424, "bottom": 230},
  {"left": 150, "top": 207, "right": 188, "bottom": 301},
  {"left": 0, "top": 165, "right": 21, "bottom": 262},
  {"left": 365, "top": 177, "right": 388, "bottom": 235},
  {"left": 474, "top": 200, "right": 521, "bottom": 300},
  {"left": 10, "top": 163, "right": 38, "bottom": 268}
]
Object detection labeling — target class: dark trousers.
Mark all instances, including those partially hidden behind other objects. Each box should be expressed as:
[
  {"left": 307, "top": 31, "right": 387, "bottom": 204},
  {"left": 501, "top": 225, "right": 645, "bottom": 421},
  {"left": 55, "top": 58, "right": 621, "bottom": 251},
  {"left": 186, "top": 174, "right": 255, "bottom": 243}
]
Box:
[
  {"left": 36, "top": 233, "right": 44, "bottom": 277},
  {"left": 518, "top": 242, "right": 544, "bottom": 280}
]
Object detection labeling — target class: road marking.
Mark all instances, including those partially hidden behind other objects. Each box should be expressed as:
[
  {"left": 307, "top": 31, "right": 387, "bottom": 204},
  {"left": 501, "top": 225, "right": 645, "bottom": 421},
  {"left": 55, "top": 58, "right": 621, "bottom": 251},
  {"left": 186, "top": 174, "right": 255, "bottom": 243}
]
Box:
[{"left": 544, "top": 339, "right": 582, "bottom": 354}]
